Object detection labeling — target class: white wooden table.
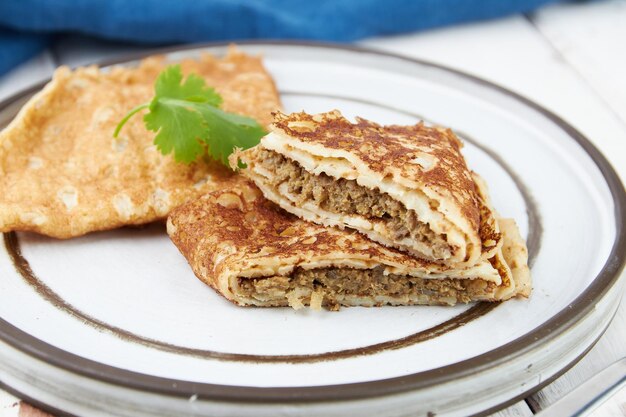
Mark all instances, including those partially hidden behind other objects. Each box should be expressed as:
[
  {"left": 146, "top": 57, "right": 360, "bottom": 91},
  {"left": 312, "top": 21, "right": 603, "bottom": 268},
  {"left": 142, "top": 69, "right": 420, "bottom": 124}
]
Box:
[{"left": 0, "top": 1, "right": 625, "bottom": 416}]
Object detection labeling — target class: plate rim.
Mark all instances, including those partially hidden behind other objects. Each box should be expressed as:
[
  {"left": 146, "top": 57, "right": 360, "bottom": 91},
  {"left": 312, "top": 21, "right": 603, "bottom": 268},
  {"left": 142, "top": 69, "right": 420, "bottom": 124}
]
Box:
[{"left": 0, "top": 40, "right": 625, "bottom": 403}]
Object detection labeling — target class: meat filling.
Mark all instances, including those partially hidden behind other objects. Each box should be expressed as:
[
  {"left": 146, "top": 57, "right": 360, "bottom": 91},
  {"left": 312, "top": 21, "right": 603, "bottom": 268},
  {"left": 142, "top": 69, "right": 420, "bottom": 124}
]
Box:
[
  {"left": 238, "top": 267, "right": 495, "bottom": 310},
  {"left": 256, "top": 149, "right": 451, "bottom": 257}
]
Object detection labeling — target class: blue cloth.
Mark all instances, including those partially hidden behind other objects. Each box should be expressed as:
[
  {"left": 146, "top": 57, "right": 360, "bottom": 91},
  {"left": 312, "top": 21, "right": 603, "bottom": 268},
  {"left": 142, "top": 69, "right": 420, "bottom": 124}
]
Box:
[
  {"left": 0, "top": 0, "right": 563, "bottom": 76},
  {"left": 0, "top": 28, "right": 50, "bottom": 76}
]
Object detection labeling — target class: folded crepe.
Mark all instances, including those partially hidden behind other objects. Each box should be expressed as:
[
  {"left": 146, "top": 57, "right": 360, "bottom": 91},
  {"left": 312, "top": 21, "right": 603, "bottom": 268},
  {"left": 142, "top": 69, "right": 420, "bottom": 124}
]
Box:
[
  {"left": 0, "top": 47, "right": 280, "bottom": 238},
  {"left": 167, "top": 182, "right": 530, "bottom": 310},
  {"left": 235, "top": 110, "right": 493, "bottom": 266}
]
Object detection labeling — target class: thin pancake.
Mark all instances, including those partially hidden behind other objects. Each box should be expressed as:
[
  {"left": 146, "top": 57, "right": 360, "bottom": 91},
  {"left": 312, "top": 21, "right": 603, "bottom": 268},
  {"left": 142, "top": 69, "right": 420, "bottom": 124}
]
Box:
[
  {"left": 235, "top": 110, "right": 490, "bottom": 266},
  {"left": 0, "top": 47, "right": 280, "bottom": 238},
  {"left": 167, "top": 183, "right": 530, "bottom": 310}
]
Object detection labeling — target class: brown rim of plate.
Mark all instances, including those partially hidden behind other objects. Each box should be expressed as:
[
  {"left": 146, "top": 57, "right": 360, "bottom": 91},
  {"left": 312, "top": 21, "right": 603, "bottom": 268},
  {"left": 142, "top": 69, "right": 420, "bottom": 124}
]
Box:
[{"left": 0, "top": 40, "right": 624, "bottom": 404}]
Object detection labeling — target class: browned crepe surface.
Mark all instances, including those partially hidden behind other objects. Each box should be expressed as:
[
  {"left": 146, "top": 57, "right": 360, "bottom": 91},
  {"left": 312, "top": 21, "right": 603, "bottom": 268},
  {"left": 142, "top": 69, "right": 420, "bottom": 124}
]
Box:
[{"left": 271, "top": 110, "right": 480, "bottom": 232}]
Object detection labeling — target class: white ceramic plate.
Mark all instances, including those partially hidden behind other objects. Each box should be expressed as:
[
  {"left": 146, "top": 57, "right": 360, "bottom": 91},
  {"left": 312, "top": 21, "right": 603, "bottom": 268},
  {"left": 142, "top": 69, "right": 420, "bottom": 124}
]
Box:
[{"left": 0, "top": 42, "right": 624, "bottom": 417}]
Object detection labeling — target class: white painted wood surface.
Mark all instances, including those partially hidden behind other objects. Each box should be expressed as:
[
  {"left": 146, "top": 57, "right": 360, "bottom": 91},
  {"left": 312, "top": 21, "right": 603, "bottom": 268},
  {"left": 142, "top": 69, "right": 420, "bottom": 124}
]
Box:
[
  {"left": 0, "top": 1, "right": 624, "bottom": 416},
  {"left": 531, "top": 0, "right": 626, "bottom": 128}
]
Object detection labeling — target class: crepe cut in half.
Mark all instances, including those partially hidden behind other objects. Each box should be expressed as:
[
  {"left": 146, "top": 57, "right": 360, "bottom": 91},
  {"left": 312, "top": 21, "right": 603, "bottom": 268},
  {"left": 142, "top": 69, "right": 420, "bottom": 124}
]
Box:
[
  {"left": 235, "top": 110, "right": 492, "bottom": 266},
  {"left": 167, "top": 183, "right": 530, "bottom": 310},
  {"left": 0, "top": 47, "right": 280, "bottom": 238}
]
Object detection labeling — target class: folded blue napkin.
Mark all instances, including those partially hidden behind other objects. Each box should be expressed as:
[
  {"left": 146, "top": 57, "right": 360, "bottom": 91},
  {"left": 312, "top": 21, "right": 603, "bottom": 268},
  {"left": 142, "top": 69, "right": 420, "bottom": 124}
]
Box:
[{"left": 0, "top": 0, "right": 562, "bottom": 76}]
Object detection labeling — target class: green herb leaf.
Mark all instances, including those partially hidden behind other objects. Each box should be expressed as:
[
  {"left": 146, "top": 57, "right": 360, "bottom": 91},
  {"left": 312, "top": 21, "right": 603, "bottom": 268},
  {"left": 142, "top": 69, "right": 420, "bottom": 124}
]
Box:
[
  {"left": 197, "top": 105, "right": 267, "bottom": 165},
  {"left": 114, "top": 65, "right": 266, "bottom": 167}
]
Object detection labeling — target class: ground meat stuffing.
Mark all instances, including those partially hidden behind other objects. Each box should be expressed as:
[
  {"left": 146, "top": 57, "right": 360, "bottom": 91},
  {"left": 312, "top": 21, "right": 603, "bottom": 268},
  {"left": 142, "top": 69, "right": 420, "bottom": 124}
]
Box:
[
  {"left": 238, "top": 267, "right": 494, "bottom": 309},
  {"left": 256, "top": 149, "right": 450, "bottom": 255}
]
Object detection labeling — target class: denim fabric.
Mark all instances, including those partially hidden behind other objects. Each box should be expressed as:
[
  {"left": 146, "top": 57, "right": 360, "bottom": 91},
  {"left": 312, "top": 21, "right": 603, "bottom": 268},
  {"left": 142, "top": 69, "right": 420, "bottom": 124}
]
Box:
[{"left": 0, "top": 0, "right": 562, "bottom": 75}]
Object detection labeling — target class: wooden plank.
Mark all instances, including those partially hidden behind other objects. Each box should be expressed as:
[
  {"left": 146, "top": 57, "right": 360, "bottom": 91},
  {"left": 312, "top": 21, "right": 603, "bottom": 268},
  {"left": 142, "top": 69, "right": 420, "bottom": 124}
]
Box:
[
  {"left": 587, "top": 387, "right": 626, "bottom": 417},
  {"left": 491, "top": 401, "right": 534, "bottom": 417},
  {"left": 530, "top": 0, "right": 626, "bottom": 128},
  {"left": 0, "top": 50, "right": 56, "bottom": 101}
]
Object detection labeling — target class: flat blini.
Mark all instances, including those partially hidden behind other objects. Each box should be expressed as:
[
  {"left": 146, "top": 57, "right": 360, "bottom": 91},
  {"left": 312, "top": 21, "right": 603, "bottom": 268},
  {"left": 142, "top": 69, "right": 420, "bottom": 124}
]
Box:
[
  {"left": 167, "top": 183, "right": 530, "bottom": 310},
  {"left": 235, "top": 110, "right": 493, "bottom": 266},
  {"left": 0, "top": 48, "right": 280, "bottom": 238}
]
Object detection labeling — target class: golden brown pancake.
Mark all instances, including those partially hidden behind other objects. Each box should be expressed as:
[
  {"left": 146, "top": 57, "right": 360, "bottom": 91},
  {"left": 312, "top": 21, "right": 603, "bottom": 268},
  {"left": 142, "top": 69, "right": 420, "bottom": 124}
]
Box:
[
  {"left": 235, "top": 110, "right": 496, "bottom": 266},
  {"left": 0, "top": 47, "right": 281, "bottom": 238},
  {"left": 167, "top": 182, "right": 530, "bottom": 310}
]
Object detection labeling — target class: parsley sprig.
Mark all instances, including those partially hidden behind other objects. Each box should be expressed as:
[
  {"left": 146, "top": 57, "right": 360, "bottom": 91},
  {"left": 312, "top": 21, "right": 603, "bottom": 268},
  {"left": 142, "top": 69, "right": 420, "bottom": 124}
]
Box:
[{"left": 114, "top": 65, "right": 266, "bottom": 166}]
